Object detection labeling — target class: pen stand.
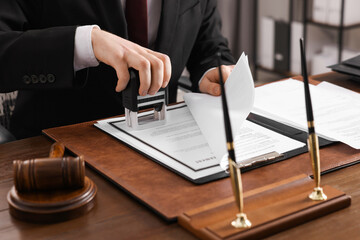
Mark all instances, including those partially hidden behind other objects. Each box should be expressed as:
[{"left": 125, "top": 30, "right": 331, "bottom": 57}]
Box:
[
  {"left": 228, "top": 161, "right": 251, "bottom": 229},
  {"left": 307, "top": 133, "right": 328, "bottom": 201},
  {"left": 178, "top": 174, "right": 351, "bottom": 240}
]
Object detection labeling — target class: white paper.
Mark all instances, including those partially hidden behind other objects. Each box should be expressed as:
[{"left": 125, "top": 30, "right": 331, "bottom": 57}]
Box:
[
  {"left": 96, "top": 102, "right": 305, "bottom": 180},
  {"left": 234, "top": 121, "right": 305, "bottom": 160},
  {"left": 95, "top": 103, "right": 224, "bottom": 181},
  {"left": 220, "top": 120, "right": 305, "bottom": 170},
  {"left": 253, "top": 79, "right": 360, "bottom": 149},
  {"left": 317, "top": 81, "right": 360, "bottom": 101},
  {"left": 109, "top": 105, "right": 218, "bottom": 171},
  {"left": 183, "top": 53, "right": 255, "bottom": 161}
]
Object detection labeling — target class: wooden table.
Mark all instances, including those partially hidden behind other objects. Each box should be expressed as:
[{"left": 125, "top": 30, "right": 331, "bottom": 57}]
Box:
[{"left": 1, "top": 72, "right": 360, "bottom": 239}]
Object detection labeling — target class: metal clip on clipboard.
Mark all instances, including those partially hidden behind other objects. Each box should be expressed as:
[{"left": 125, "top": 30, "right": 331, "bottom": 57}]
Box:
[
  {"left": 122, "top": 69, "right": 167, "bottom": 129},
  {"left": 223, "top": 151, "right": 284, "bottom": 172},
  {"left": 237, "top": 151, "right": 284, "bottom": 168}
]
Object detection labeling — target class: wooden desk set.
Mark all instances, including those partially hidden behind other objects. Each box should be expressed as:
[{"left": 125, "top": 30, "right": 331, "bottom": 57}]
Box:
[{"left": 4, "top": 72, "right": 359, "bottom": 239}]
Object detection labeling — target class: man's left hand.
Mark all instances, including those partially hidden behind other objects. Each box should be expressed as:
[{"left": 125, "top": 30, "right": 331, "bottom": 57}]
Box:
[{"left": 199, "top": 65, "right": 235, "bottom": 96}]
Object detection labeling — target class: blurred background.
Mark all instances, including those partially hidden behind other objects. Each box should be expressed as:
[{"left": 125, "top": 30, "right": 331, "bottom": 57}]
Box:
[{"left": 217, "top": 0, "right": 360, "bottom": 83}]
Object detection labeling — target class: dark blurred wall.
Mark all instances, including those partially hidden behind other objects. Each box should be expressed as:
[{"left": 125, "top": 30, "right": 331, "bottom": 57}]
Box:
[{"left": 217, "top": 0, "right": 255, "bottom": 62}]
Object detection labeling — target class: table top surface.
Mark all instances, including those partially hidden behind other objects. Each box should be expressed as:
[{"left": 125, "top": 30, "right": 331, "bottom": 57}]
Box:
[{"left": 1, "top": 72, "right": 360, "bottom": 240}]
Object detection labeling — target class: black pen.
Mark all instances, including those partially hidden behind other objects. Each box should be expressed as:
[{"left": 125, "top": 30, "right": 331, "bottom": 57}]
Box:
[
  {"left": 300, "top": 38, "right": 327, "bottom": 201},
  {"left": 216, "top": 53, "right": 236, "bottom": 164},
  {"left": 300, "top": 38, "right": 314, "bottom": 134},
  {"left": 217, "top": 52, "right": 251, "bottom": 228}
]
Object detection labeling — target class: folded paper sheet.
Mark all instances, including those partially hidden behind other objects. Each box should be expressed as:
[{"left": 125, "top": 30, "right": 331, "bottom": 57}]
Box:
[{"left": 184, "top": 53, "right": 255, "bottom": 161}]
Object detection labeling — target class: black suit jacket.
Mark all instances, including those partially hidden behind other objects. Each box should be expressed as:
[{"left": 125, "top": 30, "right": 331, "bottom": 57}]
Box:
[{"left": 0, "top": 0, "right": 235, "bottom": 138}]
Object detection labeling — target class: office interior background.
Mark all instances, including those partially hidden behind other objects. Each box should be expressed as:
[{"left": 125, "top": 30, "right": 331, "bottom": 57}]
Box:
[
  {"left": 1, "top": 0, "right": 360, "bottom": 130},
  {"left": 217, "top": 0, "right": 360, "bottom": 83}
]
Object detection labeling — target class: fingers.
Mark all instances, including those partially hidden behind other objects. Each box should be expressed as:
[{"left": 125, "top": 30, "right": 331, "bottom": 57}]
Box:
[
  {"left": 115, "top": 63, "right": 130, "bottom": 92},
  {"left": 118, "top": 45, "right": 171, "bottom": 96},
  {"left": 221, "top": 65, "right": 234, "bottom": 84},
  {"left": 125, "top": 52, "right": 151, "bottom": 95},
  {"left": 149, "top": 51, "right": 172, "bottom": 88},
  {"left": 91, "top": 29, "right": 172, "bottom": 96},
  {"left": 134, "top": 49, "right": 171, "bottom": 95},
  {"left": 141, "top": 51, "right": 164, "bottom": 95},
  {"left": 200, "top": 78, "right": 221, "bottom": 96},
  {"left": 199, "top": 65, "right": 235, "bottom": 96}
]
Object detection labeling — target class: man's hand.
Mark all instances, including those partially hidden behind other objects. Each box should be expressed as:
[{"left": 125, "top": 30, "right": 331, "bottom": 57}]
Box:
[
  {"left": 199, "top": 65, "right": 235, "bottom": 96},
  {"left": 91, "top": 28, "right": 171, "bottom": 96}
]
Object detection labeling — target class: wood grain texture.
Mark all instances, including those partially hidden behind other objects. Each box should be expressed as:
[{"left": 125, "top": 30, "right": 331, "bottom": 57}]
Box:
[
  {"left": 0, "top": 138, "right": 195, "bottom": 240},
  {"left": 0, "top": 136, "right": 52, "bottom": 181},
  {"left": 0, "top": 72, "right": 359, "bottom": 239},
  {"left": 179, "top": 176, "right": 351, "bottom": 240},
  {"left": 42, "top": 112, "right": 360, "bottom": 221},
  {"left": 311, "top": 71, "right": 360, "bottom": 93},
  {"left": 265, "top": 163, "right": 360, "bottom": 240},
  {"left": 8, "top": 176, "right": 96, "bottom": 223},
  {"left": 13, "top": 156, "right": 85, "bottom": 192}
]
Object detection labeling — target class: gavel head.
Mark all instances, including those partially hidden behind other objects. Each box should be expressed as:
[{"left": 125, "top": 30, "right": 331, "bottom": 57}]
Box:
[{"left": 13, "top": 156, "right": 85, "bottom": 193}]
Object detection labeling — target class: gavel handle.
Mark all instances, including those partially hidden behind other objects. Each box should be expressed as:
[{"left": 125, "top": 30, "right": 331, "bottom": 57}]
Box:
[{"left": 49, "top": 142, "right": 65, "bottom": 158}]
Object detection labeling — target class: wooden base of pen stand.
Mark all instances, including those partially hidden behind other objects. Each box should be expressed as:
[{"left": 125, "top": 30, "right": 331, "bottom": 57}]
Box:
[{"left": 178, "top": 174, "right": 351, "bottom": 240}]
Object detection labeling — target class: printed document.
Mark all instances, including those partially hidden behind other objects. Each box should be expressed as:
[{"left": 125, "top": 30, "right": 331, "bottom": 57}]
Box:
[
  {"left": 253, "top": 79, "right": 360, "bottom": 149},
  {"left": 95, "top": 54, "right": 306, "bottom": 182},
  {"left": 95, "top": 103, "right": 305, "bottom": 182}
]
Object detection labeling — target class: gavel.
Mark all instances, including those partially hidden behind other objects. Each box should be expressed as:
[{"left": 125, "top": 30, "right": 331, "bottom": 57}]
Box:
[{"left": 13, "top": 142, "right": 85, "bottom": 192}]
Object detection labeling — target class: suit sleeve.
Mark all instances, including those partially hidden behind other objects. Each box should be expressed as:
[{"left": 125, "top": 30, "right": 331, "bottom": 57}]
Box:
[
  {"left": 186, "top": 0, "right": 235, "bottom": 92},
  {"left": 0, "top": 0, "right": 85, "bottom": 93}
]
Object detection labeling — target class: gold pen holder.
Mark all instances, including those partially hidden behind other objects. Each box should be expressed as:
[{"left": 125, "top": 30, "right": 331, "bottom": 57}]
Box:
[
  {"left": 307, "top": 133, "right": 327, "bottom": 201},
  {"left": 309, "top": 187, "right": 327, "bottom": 201},
  {"left": 228, "top": 160, "right": 251, "bottom": 228},
  {"left": 232, "top": 212, "right": 252, "bottom": 229}
]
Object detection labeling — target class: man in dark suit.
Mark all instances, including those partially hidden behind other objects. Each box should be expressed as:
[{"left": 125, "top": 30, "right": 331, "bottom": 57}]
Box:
[{"left": 0, "top": 0, "right": 235, "bottom": 139}]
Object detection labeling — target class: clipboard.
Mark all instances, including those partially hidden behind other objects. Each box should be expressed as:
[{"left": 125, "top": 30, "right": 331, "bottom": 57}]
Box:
[{"left": 94, "top": 103, "right": 327, "bottom": 184}]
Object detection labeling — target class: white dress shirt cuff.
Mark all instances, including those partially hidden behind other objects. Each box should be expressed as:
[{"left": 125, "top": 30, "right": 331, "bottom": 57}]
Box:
[{"left": 74, "top": 25, "right": 100, "bottom": 72}]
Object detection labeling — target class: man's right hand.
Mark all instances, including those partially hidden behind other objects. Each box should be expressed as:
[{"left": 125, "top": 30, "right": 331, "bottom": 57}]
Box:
[{"left": 91, "top": 28, "right": 171, "bottom": 96}]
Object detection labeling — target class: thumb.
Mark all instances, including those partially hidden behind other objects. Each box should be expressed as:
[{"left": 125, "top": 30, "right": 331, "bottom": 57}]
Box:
[{"left": 115, "top": 64, "right": 131, "bottom": 92}]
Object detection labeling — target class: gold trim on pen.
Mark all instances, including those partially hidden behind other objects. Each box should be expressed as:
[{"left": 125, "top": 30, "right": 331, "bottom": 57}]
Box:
[
  {"left": 227, "top": 142, "right": 234, "bottom": 151},
  {"left": 307, "top": 121, "right": 315, "bottom": 128}
]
